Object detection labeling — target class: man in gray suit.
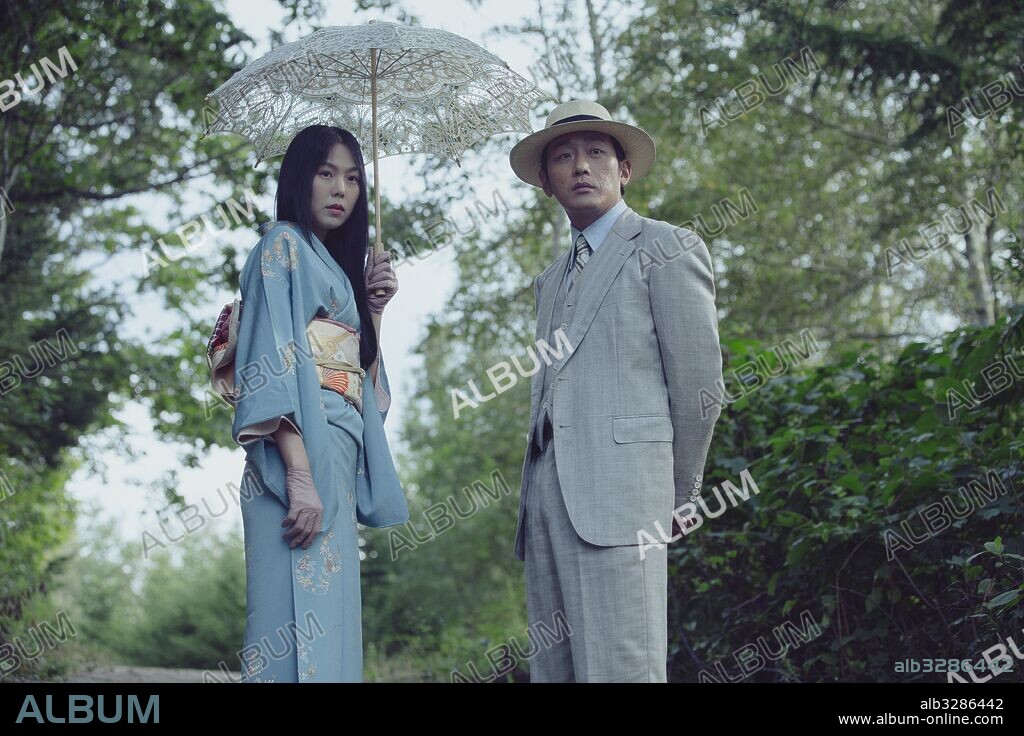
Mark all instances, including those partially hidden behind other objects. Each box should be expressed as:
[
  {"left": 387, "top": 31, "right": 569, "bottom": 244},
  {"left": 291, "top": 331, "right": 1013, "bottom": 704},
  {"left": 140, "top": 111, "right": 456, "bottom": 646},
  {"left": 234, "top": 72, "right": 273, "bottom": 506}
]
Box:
[{"left": 508, "top": 100, "right": 724, "bottom": 682}]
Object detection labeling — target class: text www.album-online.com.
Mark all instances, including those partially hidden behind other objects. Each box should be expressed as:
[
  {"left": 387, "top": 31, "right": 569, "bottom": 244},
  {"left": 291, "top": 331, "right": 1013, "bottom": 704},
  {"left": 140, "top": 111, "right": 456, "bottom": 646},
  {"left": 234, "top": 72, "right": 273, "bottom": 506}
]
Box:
[{"left": 836, "top": 713, "right": 1003, "bottom": 725}]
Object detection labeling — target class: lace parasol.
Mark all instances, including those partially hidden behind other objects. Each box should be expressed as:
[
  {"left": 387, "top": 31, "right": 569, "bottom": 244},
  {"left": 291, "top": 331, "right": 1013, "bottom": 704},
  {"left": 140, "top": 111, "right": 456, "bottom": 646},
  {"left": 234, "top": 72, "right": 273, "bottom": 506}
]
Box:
[{"left": 201, "top": 19, "right": 553, "bottom": 271}]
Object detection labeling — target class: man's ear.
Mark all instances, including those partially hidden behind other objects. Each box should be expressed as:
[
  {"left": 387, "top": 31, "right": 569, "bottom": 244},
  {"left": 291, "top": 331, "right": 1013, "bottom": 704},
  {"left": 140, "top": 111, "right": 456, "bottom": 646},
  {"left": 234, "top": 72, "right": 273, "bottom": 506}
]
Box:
[
  {"left": 619, "top": 159, "right": 632, "bottom": 188},
  {"left": 539, "top": 168, "right": 553, "bottom": 198}
]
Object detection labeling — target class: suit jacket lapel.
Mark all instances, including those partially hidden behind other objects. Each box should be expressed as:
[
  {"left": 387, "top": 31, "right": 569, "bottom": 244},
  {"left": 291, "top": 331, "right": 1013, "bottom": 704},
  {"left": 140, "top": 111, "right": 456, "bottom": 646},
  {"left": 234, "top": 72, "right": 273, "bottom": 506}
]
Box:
[
  {"left": 563, "top": 207, "right": 642, "bottom": 358},
  {"left": 536, "top": 249, "right": 571, "bottom": 341},
  {"left": 529, "top": 207, "right": 643, "bottom": 427},
  {"left": 532, "top": 247, "right": 572, "bottom": 421}
]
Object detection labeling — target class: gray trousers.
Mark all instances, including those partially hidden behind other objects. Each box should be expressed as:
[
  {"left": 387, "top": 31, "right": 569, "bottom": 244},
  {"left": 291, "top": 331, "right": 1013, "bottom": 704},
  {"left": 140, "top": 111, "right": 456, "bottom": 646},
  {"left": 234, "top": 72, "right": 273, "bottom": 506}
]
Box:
[{"left": 524, "top": 428, "right": 668, "bottom": 682}]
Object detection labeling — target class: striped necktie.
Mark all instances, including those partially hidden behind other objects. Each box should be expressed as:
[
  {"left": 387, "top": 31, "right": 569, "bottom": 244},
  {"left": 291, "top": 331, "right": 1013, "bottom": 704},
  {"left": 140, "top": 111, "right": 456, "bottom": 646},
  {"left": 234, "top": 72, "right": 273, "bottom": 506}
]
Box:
[{"left": 569, "top": 232, "right": 592, "bottom": 293}]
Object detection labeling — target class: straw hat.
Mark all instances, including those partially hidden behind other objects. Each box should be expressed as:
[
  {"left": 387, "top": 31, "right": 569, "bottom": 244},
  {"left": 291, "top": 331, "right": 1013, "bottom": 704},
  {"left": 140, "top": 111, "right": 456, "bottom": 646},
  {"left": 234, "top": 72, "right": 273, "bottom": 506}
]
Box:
[{"left": 509, "top": 99, "right": 656, "bottom": 188}]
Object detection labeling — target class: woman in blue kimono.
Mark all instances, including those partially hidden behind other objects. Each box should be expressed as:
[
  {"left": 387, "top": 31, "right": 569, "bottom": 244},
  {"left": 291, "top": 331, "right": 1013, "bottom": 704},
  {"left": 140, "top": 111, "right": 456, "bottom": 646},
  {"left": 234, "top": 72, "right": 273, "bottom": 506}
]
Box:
[{"left": 229, "top": 125, "right": 408, "bottom": 682}]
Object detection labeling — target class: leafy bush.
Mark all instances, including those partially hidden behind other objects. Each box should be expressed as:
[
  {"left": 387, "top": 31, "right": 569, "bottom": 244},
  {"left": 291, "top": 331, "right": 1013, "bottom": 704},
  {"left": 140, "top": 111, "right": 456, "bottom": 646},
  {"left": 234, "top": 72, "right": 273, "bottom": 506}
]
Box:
[{"left": 668, "top": 306, "right": 1023, "bottom": 682}]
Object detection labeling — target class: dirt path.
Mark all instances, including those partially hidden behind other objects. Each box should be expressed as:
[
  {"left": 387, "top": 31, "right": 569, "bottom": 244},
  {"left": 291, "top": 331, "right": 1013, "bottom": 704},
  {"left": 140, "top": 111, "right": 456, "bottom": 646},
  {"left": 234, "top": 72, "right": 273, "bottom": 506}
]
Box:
[{"left": 60, "top": 665, "right": 241, "bottom": 683}]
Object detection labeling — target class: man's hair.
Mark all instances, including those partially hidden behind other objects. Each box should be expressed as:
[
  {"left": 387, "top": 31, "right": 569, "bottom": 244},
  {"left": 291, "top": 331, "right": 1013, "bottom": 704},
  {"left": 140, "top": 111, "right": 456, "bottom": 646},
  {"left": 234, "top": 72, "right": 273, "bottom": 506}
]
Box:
[{"left": 541, "top": 134, "right": 627, "bottom": 196}]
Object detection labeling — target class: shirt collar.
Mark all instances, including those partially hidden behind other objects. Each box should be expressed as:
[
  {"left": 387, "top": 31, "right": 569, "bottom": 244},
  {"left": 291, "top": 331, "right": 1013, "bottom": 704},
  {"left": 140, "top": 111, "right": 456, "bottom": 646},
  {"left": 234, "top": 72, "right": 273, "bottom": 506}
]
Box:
[{"left": 569, "top": 197, "right": 628, "bottom": 253}]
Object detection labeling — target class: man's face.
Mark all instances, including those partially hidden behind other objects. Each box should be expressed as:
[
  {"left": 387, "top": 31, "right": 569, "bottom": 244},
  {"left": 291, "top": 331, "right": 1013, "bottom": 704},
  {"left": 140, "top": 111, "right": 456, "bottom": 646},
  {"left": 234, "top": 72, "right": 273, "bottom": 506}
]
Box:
[{"left": 538, "top": 131, "right": 631, "bottom": 227}]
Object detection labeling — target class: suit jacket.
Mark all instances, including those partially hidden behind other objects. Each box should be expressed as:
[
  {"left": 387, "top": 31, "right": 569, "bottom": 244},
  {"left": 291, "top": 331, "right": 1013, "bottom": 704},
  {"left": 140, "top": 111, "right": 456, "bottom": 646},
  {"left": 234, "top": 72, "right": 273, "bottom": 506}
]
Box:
[{"left": 513, "top": 205, "right": 723, "bottom": 561}]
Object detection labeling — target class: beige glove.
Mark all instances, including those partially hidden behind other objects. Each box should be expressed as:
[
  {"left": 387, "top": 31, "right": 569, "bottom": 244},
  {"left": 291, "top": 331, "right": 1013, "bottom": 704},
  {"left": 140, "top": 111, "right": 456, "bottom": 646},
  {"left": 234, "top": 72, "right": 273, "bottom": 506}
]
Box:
[{"left": 281, "top": 467, "right": 323, "bottom": 549}]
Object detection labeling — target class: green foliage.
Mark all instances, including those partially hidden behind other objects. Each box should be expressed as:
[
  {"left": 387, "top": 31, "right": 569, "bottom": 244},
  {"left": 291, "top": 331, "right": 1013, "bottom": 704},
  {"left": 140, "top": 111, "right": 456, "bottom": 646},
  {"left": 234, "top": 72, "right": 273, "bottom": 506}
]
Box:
[
  {"left": 53, "top": 512, "right": 246, "bottom": 673},
  {"left": 667, "top": 305, "right": 1023, "bottom": 682},
  {"left": 0, "top": 460, "right": 77, "bottom": 680},
  {"left": 0, "top": 0, "right": 269, "bottom": 651},
  {"left": 619, "top": 0, "right": 1022, "bottom": 336}
]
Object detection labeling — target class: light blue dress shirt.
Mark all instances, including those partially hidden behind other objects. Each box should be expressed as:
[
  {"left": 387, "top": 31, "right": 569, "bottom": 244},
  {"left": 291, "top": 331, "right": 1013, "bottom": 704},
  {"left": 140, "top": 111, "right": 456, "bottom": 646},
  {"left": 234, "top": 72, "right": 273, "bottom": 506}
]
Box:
[{"left": 563, "top": 197, "right": 628, "bottom": 292}]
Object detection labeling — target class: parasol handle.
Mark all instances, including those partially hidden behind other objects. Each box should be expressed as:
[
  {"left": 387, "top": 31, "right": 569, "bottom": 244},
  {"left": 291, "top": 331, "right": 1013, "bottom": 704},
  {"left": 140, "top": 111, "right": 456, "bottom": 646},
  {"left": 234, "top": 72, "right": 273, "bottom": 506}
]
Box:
[{"left": 370, "top": 47, "right": 387, "bottom": 298}]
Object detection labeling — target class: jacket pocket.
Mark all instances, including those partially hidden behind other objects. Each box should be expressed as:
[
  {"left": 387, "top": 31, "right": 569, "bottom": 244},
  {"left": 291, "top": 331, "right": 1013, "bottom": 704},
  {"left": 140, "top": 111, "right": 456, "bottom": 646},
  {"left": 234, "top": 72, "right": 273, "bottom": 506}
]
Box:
[
  {"left": 612, "top": 414, "right": 674, "bottom": 443},
  {"left": 598, "top": 286, "right": 639, "bottom": 308}
]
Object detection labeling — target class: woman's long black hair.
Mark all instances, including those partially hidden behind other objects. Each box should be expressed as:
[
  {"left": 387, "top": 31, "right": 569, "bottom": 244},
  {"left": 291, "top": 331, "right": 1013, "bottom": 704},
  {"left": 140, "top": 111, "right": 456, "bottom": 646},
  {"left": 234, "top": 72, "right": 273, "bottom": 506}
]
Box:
[{"left": 275, "top": 125, "right": 378, "bottom": 370}]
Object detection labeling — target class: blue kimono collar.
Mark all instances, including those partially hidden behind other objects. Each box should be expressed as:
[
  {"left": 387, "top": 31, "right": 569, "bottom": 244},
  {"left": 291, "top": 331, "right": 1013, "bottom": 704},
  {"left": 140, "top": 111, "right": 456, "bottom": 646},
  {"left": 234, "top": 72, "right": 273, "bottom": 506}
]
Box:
[{"left": 257, "top": 220, "right": 344, "bottom": 281}]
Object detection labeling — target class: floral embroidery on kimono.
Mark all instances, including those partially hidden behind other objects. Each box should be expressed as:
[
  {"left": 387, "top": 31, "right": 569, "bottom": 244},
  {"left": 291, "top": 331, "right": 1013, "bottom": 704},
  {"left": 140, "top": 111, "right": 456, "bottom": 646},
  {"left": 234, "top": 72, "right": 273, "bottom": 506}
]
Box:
[
  {"left": 295, "top": 529, "right": 342, "bottom": 594},
  {"left": 298, "top": 637, "right": 316, "bottom": 681},
  {"left": 243, "top": 647, "right": 277, "bottom": 683},
  {"left": 261, "top": 230, "right": 300, "bottom": 281}
]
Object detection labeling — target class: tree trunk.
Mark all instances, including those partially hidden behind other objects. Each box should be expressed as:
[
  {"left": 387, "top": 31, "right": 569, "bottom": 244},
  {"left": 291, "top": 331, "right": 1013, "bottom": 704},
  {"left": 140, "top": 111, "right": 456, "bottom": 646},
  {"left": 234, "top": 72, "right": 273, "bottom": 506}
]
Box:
[{"left": 962, "top": 220, "right": 996, "bottom": 326}]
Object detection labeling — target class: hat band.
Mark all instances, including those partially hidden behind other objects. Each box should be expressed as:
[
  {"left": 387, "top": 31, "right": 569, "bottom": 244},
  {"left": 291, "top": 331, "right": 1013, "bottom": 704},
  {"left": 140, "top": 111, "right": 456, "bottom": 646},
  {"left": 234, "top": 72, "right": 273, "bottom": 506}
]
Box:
[{"left": 551, "top": 113, "right": 606, "bottom": 126}]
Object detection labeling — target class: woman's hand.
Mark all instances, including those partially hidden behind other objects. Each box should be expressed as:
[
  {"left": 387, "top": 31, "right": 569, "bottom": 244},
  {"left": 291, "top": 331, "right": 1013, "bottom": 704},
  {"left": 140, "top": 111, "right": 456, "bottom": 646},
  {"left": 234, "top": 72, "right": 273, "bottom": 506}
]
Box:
[
  {"left": 365, "top": 249, "right": 397, "bottom": 313},
  {"left": 281, "top": 467, "right": 323, "bottom": 549}
]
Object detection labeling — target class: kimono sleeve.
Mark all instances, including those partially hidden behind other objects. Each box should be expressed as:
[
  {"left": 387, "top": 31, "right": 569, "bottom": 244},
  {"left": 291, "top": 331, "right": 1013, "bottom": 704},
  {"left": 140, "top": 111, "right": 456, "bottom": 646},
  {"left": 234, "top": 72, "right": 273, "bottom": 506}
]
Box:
[
  {"left": 236, "top": 415, "right": 300, "bottom": 444},
  {"left": 355, "top": 343, "right": 408, "bottom": 527},
  {"left": 231, "top": 228, "right": 306, "bottom": 446},
  {"left": 374, "top": 348, "right": 392, "bottom": 423}
]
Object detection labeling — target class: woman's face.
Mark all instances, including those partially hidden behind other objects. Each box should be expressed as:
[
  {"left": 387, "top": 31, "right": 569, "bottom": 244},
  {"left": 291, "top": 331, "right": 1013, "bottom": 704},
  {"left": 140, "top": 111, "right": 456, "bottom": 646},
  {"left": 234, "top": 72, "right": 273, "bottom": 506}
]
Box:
[{"left": 310, "top": 141, "right": 360, "bottom": 241}]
